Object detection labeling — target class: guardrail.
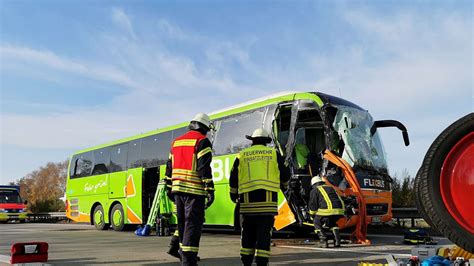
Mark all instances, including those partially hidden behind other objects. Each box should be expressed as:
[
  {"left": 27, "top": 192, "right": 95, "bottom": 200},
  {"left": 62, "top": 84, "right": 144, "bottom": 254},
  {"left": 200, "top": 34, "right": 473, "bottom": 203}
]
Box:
[
  {"left": 392, "top": 207, "right": 421, "bottom": 227},
  {"left": 27, "top": 212, "right": 68, "bottom": 223}
]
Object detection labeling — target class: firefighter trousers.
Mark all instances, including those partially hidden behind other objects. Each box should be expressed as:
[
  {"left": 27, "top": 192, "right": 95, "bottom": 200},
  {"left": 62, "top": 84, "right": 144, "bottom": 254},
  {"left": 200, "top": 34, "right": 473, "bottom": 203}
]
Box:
[
  {"left": 240, "top": 215, "right": 274, "bottom": 266},
  {"left": 313, "top": 215, "right": 341, "bottom": 232},
  {"left": 174, "top": 193, "right": 205, "bottom": 266}
]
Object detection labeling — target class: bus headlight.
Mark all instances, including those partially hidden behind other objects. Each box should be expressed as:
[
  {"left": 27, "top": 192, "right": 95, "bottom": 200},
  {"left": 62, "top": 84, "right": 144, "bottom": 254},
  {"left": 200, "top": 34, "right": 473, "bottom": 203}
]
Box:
[
  {"left": 0, "top": 208, "right": 7, "bottom": 213},
  {"left": 19, "top": 208, "right": 26, "bottom": 213}
]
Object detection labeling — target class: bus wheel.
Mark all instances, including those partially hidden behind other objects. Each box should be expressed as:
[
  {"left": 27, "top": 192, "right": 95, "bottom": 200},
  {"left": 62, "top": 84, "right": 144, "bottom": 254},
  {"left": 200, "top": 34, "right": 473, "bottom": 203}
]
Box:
[
  {"left": 417, "top": 113, "right": 474, "bottom": 253},
  {"left": 110, "top": 204, "right": 125, "bottom": 231},
  {"left": 93, "top": 205, "right": 109, "bottom": 230},
  {"left": 414, "top": 166, "right": 434, "bottom": 228}
]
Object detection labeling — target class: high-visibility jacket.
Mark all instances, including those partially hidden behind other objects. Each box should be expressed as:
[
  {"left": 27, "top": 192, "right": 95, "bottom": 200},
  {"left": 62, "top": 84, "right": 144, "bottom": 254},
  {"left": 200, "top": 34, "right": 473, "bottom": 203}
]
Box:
[
  {"left": 295, "top": 143, "right": 310, "bottom": 169},
  {"left": 237, "top": 145, "right": 280, "bottom": 194},
  {"left": 229, "top": 145, "right": 287, "bottom": 215},
  {"left": 170, "top": 130, "right": 212, "bottom": 196},
  {"left": 308, "top": 184, "right": 345, "bottom": 216}
]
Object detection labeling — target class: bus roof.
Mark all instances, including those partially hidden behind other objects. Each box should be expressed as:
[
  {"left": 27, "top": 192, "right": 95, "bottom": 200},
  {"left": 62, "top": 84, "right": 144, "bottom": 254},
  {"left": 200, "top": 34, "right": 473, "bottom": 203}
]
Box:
[
  {"left": 210, "top": 91, "right": 302, "bottom": 115},
  {"left": 73, "top": 91, "right": 325, "bottom": 155}
]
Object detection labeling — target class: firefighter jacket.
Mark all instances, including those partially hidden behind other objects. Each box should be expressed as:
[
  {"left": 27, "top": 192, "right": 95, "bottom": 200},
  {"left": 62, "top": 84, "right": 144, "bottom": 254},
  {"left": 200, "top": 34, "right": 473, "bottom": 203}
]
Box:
[
  {"left": 164, "top": 130, "right": 214, "bottom": 196},
  {"left": 229, "top": 144, "right": 290, "bottom": 215},
  {"left": 308, "top": 183, "right": 345, "bottom": 216}
]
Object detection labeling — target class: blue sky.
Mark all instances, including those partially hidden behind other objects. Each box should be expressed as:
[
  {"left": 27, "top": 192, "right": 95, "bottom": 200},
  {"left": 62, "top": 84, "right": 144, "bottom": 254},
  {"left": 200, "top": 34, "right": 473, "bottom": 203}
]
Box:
[{"left": 1, "top": 0, "right": 472, "bottom": 184}]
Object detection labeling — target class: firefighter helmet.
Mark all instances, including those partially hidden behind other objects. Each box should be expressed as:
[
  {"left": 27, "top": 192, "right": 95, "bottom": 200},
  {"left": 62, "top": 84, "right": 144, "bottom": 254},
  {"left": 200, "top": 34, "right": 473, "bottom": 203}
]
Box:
[{"left": 191, "top": 113, "right": 214, "bottom": 130}]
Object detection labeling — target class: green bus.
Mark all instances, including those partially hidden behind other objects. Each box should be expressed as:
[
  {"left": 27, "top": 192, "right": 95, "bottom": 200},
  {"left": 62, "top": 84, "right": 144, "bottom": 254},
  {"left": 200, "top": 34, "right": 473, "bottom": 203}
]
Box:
[{"left": 66, "top": 91, "right": 409, "bottom": 231}]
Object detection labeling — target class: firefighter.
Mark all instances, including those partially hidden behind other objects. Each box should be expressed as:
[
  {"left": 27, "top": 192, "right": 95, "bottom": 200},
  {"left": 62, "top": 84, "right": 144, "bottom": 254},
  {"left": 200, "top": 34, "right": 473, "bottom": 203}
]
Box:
[
  {"left": 229, "top": 128, "right": 290, "bottom": 266},
  {"left": 308, "top": 175, "right": 345, "bottom": 247},
  {"left": 164, "top": 113, "right": 215, "bottom": 266},
  {"left": 167, "top": 229, "right": 180, "bottom": 258},
  {"left": 167, "top": 229, "right": 201, "bottom": 261}
]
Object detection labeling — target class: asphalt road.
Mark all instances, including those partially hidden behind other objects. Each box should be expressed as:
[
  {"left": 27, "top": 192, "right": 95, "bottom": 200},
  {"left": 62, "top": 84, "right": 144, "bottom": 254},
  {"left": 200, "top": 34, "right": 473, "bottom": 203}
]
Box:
[{"left": 0, "top": 223, "right": 452, "bottom": 265}]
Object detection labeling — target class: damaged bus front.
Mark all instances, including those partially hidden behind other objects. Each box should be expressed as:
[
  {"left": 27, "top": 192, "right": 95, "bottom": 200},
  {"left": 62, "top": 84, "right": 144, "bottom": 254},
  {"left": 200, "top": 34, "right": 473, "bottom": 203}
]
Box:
[{"left": 272, "top": 92, "right": 409, "bottom": 230}]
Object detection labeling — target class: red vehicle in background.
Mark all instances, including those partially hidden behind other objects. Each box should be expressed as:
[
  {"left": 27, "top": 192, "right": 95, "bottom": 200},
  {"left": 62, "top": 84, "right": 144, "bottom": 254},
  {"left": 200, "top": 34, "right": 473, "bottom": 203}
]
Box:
[{"left": 0, "top": 185, "right": 28, "bottom": 223}]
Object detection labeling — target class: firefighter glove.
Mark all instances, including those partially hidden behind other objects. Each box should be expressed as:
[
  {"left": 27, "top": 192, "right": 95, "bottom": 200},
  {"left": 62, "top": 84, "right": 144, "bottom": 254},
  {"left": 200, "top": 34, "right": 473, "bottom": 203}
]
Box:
[
  {"left": 166, "top": 189, "right": 174, "bottom": 202},
  {"left": 205, "top": 191, "right": 215, "bottom": 209}
]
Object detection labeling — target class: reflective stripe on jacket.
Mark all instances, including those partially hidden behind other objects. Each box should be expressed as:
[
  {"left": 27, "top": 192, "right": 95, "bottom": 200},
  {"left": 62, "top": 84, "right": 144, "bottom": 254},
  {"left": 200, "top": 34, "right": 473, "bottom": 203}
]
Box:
[
  {"left": 237, "top": 145, "right": 280, "bottom": 194},
  {"left": 239, "top": 190, "right": 278, "bottom": 214},
  {"left": 171, "top": 131, "right": 209, "bottom": 196},
  {"left": 308, "top": 184, "right": 345, "bottom": 216}
]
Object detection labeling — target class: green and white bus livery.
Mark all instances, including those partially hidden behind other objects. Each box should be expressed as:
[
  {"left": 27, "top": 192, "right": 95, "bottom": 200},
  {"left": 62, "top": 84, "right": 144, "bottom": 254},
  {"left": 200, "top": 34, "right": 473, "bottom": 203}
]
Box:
[{"left": 66, "top": 91, "right": 409, "bottom": 231}]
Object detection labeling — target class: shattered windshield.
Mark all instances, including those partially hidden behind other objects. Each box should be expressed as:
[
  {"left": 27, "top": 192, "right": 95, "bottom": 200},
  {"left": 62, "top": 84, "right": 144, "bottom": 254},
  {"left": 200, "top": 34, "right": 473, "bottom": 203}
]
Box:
[{"left": 332, "top": 105, "right": 388, "bottom": 171}]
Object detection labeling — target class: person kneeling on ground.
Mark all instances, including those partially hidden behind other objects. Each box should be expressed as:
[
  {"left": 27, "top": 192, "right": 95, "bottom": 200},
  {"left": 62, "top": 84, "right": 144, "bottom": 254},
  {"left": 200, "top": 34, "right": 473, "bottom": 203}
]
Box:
[{"left": 308, "top": 175, "right": 345, "bottom": 247}]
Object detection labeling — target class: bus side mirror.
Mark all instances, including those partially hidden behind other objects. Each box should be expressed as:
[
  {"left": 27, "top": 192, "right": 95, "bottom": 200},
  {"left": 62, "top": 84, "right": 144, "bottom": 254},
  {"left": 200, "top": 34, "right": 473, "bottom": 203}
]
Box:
[
  {"left": 371, "top": 120, "right": 410, "bottom": 146},
  {"left": 24, "top": 200, "right": 28, "bottom": 205}
]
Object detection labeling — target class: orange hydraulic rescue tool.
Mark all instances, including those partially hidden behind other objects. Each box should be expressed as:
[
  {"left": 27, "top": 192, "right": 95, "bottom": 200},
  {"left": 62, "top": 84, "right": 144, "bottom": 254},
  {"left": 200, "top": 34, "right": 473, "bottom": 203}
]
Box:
[{"left": 323, "top": 150, "right": 370, "bottom": 244}]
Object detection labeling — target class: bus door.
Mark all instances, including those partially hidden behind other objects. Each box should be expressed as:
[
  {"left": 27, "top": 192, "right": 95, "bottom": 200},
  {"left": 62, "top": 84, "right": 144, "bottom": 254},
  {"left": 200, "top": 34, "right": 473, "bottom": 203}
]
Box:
[
  {"left": 284, "top": 101, "right": 326, "bottom": 198},
  {"left": 272, "top": 100, "right": 324, "bottom": 224},
  {"left": 109, "top": 143, "right": 128, "bottom": 199}
]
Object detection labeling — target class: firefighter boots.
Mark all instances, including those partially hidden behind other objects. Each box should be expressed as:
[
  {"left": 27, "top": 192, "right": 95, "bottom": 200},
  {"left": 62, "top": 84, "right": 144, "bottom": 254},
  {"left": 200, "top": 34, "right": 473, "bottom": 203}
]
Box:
[
  {"left": 332, "top": 227, "right": 341, "bottom": 247},
  {"left": 316, "top": 230, "right": 328, "bottom": 248}
]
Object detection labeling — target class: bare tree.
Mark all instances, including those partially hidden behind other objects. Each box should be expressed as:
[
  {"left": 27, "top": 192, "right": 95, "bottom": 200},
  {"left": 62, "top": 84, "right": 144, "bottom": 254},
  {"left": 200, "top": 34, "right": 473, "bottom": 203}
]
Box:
[{"left": 391, "top": 169, "right": 415, "bottom": 208}]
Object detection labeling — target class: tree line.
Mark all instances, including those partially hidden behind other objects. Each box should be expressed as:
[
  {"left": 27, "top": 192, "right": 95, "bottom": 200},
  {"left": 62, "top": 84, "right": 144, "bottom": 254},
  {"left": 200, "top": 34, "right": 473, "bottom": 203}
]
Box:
[
  {"left": 391, "top": 169, "right": 416, "bottom": 208},
  {"left": 9, "top": 160, "right": 68, "bottom": 213}
]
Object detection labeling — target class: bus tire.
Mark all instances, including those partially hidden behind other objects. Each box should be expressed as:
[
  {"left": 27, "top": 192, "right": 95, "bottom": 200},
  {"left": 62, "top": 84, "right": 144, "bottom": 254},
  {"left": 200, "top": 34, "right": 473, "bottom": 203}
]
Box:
[
  {"left": 414, "top": 166, "right": 433, "bottom": 228},
  {"left": 93, "top": 205, "right": 109, "bottom": 230},
  {"left": 110, "top": 204, "right": 125, "bottom": 231},
  {"left": 417, "top": 113, "right": 474, "bottom": 253}
]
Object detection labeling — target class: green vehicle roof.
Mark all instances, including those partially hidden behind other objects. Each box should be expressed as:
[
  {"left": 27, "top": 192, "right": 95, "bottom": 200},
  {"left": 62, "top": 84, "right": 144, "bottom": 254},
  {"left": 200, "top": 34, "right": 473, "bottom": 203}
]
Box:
[{"left": 73, "top": 91, "right": 324, "bottom": 155}]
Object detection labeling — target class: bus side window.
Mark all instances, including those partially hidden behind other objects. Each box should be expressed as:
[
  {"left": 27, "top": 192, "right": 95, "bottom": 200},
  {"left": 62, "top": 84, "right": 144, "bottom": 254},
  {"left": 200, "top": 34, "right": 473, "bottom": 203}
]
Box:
[
  {"left": 75, "top": 152, "right": 93, "bottom": 178},
  {"left": 172, "top": 127, "right": 187, "bottom": 139},
  {"left": 110, "top": 143, "right": 128, "bottom": 172},
  {"left": 213, "top": 107, "right": 266, "bottom": 156},
  {"left": 92, "top": 148, "right": 110, "bottom": 175},
  {"left": 128, "top": 140, "right": 141, "bottom": 169},
  {"left": 140, "top": 132, "right": 172, "bottom": 168},
  {"left": 69, "top": 155, "right": 78, "bottom": 178}
]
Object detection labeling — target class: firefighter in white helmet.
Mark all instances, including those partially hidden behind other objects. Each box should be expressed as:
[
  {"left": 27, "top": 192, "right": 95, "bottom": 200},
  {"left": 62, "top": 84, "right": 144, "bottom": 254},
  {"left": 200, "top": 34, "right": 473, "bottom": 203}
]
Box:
[
  {"left": 308, "top": 175, "right": 345, "bottom": 247},
  {"left": 164, "top": 113, "right": 215, "bottom": 266},
  {"left": 229, "top": 128, "right": 290, "bottom": 266}
]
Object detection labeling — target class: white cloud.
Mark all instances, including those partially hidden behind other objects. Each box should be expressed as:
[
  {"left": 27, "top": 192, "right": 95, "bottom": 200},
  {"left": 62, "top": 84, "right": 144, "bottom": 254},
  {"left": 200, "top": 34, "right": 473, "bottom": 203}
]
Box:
[
  {"left": 0, "top": 17, "right": 263, "bottom": 150},
  {"left": 0, "top": 44, "right": 140, "bottom": 90},
  {"left": 306, "top": 8, "right": 472, "bottom": 116},
  {"left": 1, "top": 6, "right": 472, "bottom": 181},
  {"left": 111, "top": 7, "right": 136, "bottom": 39},
  {"left": 157, "top": 19, "right": 193, "bottom": 41}
]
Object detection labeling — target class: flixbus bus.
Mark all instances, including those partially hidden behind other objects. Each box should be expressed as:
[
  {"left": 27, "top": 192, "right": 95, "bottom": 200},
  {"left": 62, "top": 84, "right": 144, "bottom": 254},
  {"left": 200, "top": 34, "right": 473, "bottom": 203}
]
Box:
[{"left": 66, "top": 91, "right": 409, "bottom": 231}]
